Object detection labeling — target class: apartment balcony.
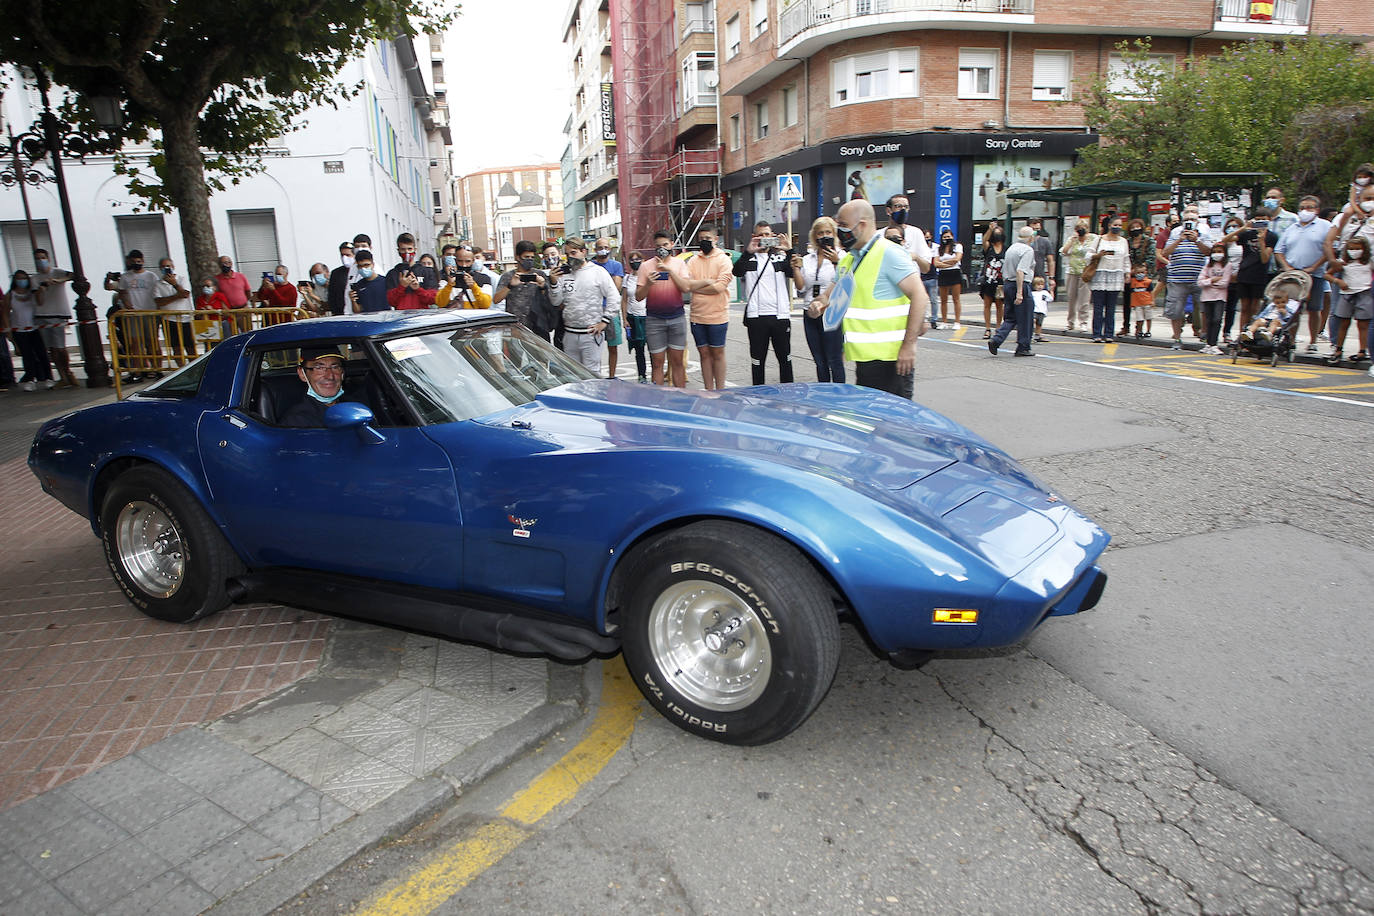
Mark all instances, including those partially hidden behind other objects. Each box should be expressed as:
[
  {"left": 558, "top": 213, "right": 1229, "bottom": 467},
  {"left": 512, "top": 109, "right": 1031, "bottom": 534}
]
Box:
[
  {"left": 682, "top": 16, "right": 715, "bottom": 38},
  {"left": 575, "top": 155, "right": 619, "bottom": 200},
  {"left": 779, "top": 0, "right": 1032, "bottom": 57},
  {"left": 1207, "top": 0, "right": 1310, "bottom": 35}
]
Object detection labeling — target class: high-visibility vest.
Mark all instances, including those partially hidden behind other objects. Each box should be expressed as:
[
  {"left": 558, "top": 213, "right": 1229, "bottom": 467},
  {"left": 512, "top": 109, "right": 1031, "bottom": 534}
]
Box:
[{"left": 838, "top": 237, "right": 911, "bottom": 362}]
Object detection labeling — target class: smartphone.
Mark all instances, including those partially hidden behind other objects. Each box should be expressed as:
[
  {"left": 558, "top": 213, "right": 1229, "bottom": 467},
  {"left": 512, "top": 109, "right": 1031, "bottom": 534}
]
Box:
[
  {"left": 656, "top": 270, "right": 669, "bottom": 280},
  {"left": 517, "top": 274, "right": 537, "bottom": 283},
  {"left": 1184, "top": 221, "right": 1196, "bottom": 232},
  {"left": 262, "top": 272, "right": 274, "bottom": 281}
]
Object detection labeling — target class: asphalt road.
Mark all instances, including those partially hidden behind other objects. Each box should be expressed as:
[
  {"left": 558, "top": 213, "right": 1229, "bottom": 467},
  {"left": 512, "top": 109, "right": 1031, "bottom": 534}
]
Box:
[{"left": 280, "top": 315, "right": 1374, "bottom": 914}]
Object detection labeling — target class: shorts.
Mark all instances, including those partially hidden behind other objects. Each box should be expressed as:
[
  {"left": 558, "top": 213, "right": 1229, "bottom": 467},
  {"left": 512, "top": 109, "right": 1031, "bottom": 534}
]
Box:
[
  {"left": 978, "top": 281, "right": 1002, "bottom": 300},
  {"left": 645, "top": 313, "right": 687, "bottom": 354},
  {"left": 937, "top": 268, "right": 963, "bottom": 288},
  {"left": 604, "top": 311, "right": 624, "bottom": 346},
  {"left": 1334, "top": 289, "right": 1374, "bottom": 321},
  {"left": 1130, "top": 302, "right": 1154, "bottom": 321},
  {"left": 1235, "top": 280, "right": 1268, "bottom": 300},
  {"left": 1302, "top": 275, "right": 1328, "bottom": 312},
  {"left": 690, "top": 321, "right": 728, "bottom": 348},
  {"left": 35, "top": 319, "right": 67, "bottom": 349},
  {"left": 1163, "top": 282, "right": 1198, "bottom": 321}
]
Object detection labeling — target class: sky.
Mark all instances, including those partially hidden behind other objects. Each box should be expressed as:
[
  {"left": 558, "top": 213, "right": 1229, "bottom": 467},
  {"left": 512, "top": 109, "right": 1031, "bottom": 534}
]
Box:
[{"left": 441, "top": 1, "right": 572, "bottom": 176}]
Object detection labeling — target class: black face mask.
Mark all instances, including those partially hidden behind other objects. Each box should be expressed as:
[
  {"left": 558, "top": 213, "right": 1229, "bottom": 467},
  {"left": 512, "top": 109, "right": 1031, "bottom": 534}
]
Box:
[
  {"left": 890, "top": 209, "right": 908, "bottom": 225},
  {"left": 698, "top": 239, "right": 714, "bottom": 254},
  {"left": 518, "top": 257, "right": 535, "bottom": 270},
  {"left": 817, "top": 236, "right": 835, "bottom": 249},
  {"left": 1076, "top": 227, "right": 1086, "bottom": 236},
  {"left": 629, "top": 260, "right": 643, "bottom": 270},
  {"left": 1129, "top": 228, "right": 1143, "bottom": 238},
  {"left": 219, "top": 264, "right": 232, "bottom": 274},
  {"left": 836, "top": 225, "right": 857, "bottom": 251},
  {"left": 567, "top": 256, "right": 584, "bottom": 268}
]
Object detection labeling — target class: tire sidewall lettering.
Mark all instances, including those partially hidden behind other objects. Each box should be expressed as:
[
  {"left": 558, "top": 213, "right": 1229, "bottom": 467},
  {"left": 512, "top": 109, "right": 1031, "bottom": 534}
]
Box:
[{"left": 667, "top": 560, "right": 781, "bottom": 635}]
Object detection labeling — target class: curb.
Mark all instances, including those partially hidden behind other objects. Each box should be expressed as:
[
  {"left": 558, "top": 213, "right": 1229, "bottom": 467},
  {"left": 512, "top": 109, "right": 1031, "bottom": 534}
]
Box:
[{"left": 207, "top": 659, "right": 593, "bottom": 915}]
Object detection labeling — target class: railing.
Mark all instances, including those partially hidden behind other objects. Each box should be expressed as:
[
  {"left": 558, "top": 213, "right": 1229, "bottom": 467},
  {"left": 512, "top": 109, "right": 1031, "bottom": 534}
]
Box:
[
  {"left": 1213, "top": 0, "right": 1310, "bottom": 25},
  {"left": 682, "top": 16, "right": 715, "bottom": 37},
  {"left": 682, "top": 88, "right": 719, "bottom": 113},
  {"left": 780, "top": 0, "right": 1033, "bottom": 44},
  {"left": 667, "top": 148, "right": 721, "bottom": 179},
  {"left": 109, "top": 306, "right": 309, "bottom": 399}
]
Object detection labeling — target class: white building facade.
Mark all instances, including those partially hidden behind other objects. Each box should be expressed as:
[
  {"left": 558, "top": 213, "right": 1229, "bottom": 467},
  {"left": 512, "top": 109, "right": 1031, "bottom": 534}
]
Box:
[{"left": 0, "top": 36, "right": 448, "bottom": 327}]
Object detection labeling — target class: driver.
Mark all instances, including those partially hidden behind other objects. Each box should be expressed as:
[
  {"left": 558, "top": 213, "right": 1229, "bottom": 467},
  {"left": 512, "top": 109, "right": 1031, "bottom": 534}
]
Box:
[{"left": 281, "top": 346, "right": 356, "bottom": 427}]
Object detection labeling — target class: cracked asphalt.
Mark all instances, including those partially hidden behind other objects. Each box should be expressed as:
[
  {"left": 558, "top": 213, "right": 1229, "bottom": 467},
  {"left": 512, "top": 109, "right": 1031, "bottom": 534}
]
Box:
[{"left": 281, "top": 327, "right": 1373, "bottom": 915}]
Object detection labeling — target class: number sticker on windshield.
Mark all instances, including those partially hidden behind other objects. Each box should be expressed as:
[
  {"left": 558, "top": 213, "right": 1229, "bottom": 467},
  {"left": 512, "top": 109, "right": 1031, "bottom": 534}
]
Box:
[{"left": 385, "top": 337, "right": 431, "bottom": 360}]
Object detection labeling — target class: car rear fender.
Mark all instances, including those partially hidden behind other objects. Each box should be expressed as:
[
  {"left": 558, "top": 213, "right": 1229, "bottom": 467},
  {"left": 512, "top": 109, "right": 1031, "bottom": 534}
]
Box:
[{"left": 87, "top": 445, "right": 229, "bottom": 540}]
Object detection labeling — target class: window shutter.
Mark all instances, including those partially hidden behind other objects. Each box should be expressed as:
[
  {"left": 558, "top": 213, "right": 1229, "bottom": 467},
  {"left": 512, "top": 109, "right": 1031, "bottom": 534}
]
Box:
[
  {"left": 114, "top": 215, "right": 169, "bottom": 265},
  {"left": 229, "top": 210, "right": 280, "bottom": 280},
  {"left": 1, "top": 220, "right": 54, "bottom": 273}
]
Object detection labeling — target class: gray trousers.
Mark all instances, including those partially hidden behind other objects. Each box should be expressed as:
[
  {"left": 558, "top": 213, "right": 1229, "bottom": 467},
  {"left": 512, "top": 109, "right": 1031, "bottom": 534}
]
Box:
[{"left": 561, "top": 330, "right": 603, "bottom": 374}]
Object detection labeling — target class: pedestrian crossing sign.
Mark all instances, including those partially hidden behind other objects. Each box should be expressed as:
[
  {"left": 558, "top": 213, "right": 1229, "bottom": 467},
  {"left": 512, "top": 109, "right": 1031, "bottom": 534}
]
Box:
[{"left": 777, "top": 174, "right": 804, "bottom": 203}]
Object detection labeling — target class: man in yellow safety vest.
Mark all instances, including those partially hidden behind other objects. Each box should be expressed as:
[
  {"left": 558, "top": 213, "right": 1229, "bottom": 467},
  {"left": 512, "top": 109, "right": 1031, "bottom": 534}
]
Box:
[{"left": 809, "top": 199, "right": 931, "bottom": 398}]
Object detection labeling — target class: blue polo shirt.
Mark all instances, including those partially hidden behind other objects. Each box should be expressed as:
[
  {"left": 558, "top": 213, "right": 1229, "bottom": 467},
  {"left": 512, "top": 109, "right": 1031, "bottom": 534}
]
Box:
[{"left": 1275, "top": 218, "right": 1332, "bottom": 271}]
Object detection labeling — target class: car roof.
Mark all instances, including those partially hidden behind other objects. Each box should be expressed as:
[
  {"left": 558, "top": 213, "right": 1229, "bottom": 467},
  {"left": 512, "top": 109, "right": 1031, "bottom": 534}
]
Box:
[{"left": 242, "top": 310, "right": 513, "bottom": 347}]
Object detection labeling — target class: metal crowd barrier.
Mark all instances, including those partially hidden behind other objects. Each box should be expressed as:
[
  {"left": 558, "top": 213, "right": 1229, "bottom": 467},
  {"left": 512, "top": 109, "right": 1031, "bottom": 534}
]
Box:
[{"left": 109, "top": 306, "right": 309, "bottom": 399}]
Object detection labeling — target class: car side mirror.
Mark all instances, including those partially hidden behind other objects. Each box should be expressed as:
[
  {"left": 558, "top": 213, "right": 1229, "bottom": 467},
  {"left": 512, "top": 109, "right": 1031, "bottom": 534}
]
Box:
[{"left": 323, "top": 402, "right": 386, "bottom": 445}]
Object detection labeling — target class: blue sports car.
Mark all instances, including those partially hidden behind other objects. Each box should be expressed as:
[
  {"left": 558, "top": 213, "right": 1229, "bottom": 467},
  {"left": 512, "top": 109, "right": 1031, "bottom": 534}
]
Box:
[{"left": 29, "top": 311, "right": 1108, "bottom": 745}]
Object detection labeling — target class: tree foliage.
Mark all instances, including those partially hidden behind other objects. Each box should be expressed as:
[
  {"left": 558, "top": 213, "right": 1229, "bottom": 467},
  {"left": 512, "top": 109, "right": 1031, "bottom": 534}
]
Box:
[
  {"left": 0, "top": 0, "right": 456, "bottom": 275},
  {"left": 1070, "top": 37, "right": 1374, "bottom": 203}
]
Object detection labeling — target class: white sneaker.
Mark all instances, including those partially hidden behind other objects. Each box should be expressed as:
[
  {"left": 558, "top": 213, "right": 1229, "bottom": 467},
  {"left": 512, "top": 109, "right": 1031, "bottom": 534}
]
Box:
[
  {"left": 42, "top": 379, "right": 56, "bottom": 390},
  {"left": 20, "top": 380, "right": 36, "bottom": 392},
  {"left": 951, "top": 322, "right": 961, "bottom": 330},
  {"left": 1171, "top": 339, "right": 1182, "bottom": 350},
  {"left": 1367, "top": 365, "right": 1374, "bottom": 378}
]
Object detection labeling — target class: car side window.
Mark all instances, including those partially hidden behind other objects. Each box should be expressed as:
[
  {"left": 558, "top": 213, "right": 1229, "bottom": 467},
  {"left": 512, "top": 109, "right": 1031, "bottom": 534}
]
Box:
[{"left": 242, "top": 343, "right": 409, "bottom": 428}]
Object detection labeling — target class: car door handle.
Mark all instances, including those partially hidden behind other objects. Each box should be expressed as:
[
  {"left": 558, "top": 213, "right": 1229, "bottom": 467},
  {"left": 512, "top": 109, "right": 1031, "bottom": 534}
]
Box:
[{"left": 223, "top": 414, "right": 247, "bottom": 429}]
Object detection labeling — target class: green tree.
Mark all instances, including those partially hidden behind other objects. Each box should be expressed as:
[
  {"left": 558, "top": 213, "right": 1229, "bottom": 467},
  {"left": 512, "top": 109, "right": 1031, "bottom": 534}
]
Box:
[
  {"left": 0, "top": 0, "right": 456, "bottom": 278},
  {"left": 1071, "top": 37, "right": 1374, "bottom": 203}
]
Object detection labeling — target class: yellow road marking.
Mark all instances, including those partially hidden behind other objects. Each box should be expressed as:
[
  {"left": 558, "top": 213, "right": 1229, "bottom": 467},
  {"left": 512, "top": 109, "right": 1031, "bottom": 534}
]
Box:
[{"left": 352, "top": 659, "right": 642, "bottom": 916}]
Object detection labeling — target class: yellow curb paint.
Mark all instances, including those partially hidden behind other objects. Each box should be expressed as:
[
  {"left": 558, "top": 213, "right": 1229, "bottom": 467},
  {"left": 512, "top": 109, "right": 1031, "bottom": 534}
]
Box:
[{"left": 352, "top": 659, "right": 642, "bottom": 916}]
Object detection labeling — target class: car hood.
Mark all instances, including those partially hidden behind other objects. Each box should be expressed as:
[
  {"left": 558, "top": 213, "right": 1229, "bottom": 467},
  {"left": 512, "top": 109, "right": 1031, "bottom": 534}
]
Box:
[{"left": 477, "top": 380, "right": 1036, "bottom": 492}]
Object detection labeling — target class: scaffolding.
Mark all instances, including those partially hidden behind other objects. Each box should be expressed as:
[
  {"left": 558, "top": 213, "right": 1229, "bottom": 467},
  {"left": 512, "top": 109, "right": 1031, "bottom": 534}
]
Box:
[
  {"left": 667, "top": 148, "right": 723, "bottom": 249},
  {"left": 610, "top": 0, "right": 677, "bottom": 252}
]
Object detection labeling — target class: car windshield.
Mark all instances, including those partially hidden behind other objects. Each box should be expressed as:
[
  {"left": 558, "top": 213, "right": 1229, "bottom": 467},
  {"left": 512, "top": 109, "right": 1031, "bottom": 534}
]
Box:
[
  {"left": 140, "top": 352, "right": 210, "bottom": 399},
  {"left": 374, "top": 321, "right": 596, "bottom": 423}
]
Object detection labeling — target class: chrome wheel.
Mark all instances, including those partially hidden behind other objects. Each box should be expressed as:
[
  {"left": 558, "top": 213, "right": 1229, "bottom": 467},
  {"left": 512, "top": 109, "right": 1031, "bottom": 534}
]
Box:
[
  {"left": 114, "top": 500, "right": 185, "bottom": 599},
  {"left": 646, "top": 580, "right": 772, "bottom": 711}
]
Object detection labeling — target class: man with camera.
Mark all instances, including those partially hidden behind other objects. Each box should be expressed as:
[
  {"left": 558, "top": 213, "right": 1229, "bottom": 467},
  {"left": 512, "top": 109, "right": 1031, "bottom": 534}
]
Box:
[
  {"left": 1162, "top": 204, "right": 1215, "bottom": 349},
  {"left": 153, "top": 256, "right": 197, "bottom": 360},
  {"left": 494, "top": 239, "right": 554, "bottom": 336},
  {"left": 385, "top": 232, "right": 437, "bottom": 291},
  {"left": 438, "top": 246, "right": 493, "bottom": 308},
  {"left": 733, "top": 220, "right": 795, "bottom": 385},
  {"left": 634, "top": 230, "right": 691, "bottom": 387},
  {"left": 549, "top": 237, "right": 618, "bottom": 374},
  {"left": 105, "top": 250, "right": 162, "bottom": 382}
]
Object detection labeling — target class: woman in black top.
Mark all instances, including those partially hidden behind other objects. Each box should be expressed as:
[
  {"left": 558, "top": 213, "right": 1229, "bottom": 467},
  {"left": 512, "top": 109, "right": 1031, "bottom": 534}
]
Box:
[{"left": 979, "top": 226, "right": 1006, "bottom": 338}]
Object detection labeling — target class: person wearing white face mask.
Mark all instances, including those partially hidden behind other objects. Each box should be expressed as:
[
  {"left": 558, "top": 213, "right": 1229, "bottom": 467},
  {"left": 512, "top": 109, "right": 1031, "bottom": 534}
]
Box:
[
  {"left": 1347, "top": 163, "right": 1374, "bottom": 211},
  {"left": 1196, "top": 247, "right": 1234, "bottom": 354},
  {"left": 1274, "top": 195, "right": 1332, "bottom": 352},
  {"left": 1263, "top": 187, "right": 1298, "bottom": 238},
  {"left": 300, "top": 262, "right": 331, "bottom": 317},
  {"left": 328, "top": 240, "right": 358, "bottom": 316},
  {"left": 254, "top": 264, "right": 299, "bottom": 313}
]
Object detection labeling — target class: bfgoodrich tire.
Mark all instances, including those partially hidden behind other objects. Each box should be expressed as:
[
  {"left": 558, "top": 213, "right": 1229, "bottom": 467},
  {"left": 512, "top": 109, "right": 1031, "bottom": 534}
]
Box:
[
  {"left": 619, "top": 521, "right": 841, "bottom": 745},
  {"left": 99, "top": 466, "right": 240, "bottom": 623}
]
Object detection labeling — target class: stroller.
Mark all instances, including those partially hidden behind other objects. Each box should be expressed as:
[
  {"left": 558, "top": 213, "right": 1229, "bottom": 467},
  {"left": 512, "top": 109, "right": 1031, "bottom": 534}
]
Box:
[{"left": 1230, "top": 270, "right": 1312, "bottom": 367}]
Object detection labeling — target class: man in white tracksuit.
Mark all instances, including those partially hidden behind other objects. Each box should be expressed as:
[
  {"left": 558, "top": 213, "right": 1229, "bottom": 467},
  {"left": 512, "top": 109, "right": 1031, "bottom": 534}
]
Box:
[{"left": 549, "top": 237, "right": 619, "bottom": 375}]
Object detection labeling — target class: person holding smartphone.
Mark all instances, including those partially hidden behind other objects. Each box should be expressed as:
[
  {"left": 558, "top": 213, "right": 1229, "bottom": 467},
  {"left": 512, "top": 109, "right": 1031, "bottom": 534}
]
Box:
[
  {"left": 733, "top": 220, "right": 795, "bottom": 385},
  {"left": 550, "top": 237, "right": 618, "bottom": 374},
  {"left": 1219, "top": 207, "right": 1278, "bottom": 334},
  {"left": 634, "top": 230, "right": 691, "bottom": 387},
  {"left": 494, "top": 239, "right": 553, "bottom": 336}
]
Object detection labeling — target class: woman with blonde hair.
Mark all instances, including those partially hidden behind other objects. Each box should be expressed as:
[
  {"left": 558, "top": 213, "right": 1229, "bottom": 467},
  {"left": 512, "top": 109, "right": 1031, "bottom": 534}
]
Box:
[{"left": 792, "top": 216, "right": 846, "bottom": 382}]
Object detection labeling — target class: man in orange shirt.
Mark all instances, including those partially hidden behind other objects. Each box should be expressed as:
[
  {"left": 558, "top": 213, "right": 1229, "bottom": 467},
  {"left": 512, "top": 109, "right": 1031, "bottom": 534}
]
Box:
[{"left": 685, "top": 228, "right": 735, "bottom": 389}]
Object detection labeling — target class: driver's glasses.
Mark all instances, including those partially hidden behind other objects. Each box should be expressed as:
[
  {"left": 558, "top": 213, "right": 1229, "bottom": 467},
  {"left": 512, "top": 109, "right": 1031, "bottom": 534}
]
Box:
[{"left": 304, "top": 363, "right": 343, "bottom": 376}]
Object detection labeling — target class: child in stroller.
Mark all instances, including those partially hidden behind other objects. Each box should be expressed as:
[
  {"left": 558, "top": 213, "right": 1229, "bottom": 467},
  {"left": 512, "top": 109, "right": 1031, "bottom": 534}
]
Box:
[{"left": 1232, "top": 273, "right": 1308, "bottom": 365}]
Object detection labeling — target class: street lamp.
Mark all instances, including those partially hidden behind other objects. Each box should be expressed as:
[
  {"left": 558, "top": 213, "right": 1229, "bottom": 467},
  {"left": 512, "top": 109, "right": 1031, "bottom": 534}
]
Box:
[{"left": 0, "top": 68, "right": 120, "bottom": 387}]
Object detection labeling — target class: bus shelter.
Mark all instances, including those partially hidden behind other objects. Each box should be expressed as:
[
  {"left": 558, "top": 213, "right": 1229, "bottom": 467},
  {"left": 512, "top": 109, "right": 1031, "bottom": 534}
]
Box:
[{"left": 1004, "top": 180, "right": 1172, "bottom": 234}]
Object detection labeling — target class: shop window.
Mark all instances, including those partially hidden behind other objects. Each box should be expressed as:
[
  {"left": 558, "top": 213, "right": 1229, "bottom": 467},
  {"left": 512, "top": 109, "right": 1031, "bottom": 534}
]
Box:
[
  {"left": 958, "top": 49, "right": 999, "bottom": 99},
  {"left": 832, "top": 49, "right": 918, "bottom": 106},
  {"left": 1032, "top": 51, "right": 1073, "bottom": 100}
]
